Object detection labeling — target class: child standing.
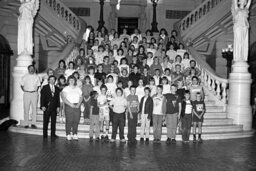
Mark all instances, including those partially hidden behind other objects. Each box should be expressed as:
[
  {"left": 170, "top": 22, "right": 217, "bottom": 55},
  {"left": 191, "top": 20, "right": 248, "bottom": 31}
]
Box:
[
  {"left": 192, "top": 92, "right": 206, "bottom": 143},
  {"left": 110, "top": 88, "right": 127, "bottom": 143},
  {"left": 181, "top": 90, "right": 193, "bottom": 143},
  {"left": 89, "top": 91, "right": 100, "bottom": 142},
  {"left": 127, "top": 86, "right": 140, "bottom": 144},
  {"left": 98, "top": 85, "right": 110, "bottom": 142}
]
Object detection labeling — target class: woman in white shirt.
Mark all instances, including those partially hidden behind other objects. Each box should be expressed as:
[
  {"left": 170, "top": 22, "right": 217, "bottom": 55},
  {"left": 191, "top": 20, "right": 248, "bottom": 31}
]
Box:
[
  {"left": 110, "top": 88, "right": 127, "bottom": 142},
  {"left": 65, "top": 61, "right": 76, "bottom": 79},
  {"left": 61, "top": 75, "right": 83, "bottom": 141}
]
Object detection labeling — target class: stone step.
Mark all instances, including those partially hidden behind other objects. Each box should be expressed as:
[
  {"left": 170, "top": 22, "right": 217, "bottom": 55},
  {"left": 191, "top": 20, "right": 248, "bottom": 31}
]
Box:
[
  {"left": 35, "top": 115, "right": 233, "bottom": 126},
  {"left": 9, "top": 126, "right": 253, "bottom": 141},
  {"left": 21, "top": 122, "right": 243, "bottom": 133}
]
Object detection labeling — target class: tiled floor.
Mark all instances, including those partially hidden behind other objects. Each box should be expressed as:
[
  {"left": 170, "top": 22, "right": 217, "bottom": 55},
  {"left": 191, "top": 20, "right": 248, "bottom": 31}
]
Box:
[{"left": 0, "top": 132, "right": 256, "bottom": 171}]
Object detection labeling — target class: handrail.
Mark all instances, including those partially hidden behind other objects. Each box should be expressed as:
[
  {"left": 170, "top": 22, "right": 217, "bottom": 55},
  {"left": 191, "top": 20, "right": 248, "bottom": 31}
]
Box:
[
  {"left": 178, "top": 0, "right": 224, "bottom": 34},
  {"left": 44, "top": 0, "right": 81, "bottom": 32},
  {"left": 186, "top": 44, "right": 228, "bottom": 108}
]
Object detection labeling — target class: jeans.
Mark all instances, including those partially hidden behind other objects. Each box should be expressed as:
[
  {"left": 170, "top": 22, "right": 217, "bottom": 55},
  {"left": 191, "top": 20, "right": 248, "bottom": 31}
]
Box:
[
  {"left": 140, "top": 114, "right": 151, "bottom": 139},
  {"left": 89, "top": 115, "right": 100, "bottom": 138},
  {"left": 111, "top": 112, "right": 125, "bottom": 140},
  {"left": 182, "top": 114, "right": 192, "bottom": 141},
  {"left": 128, "top": 112, "right": 138, "bottom": 141},
  {"left": 23, "top": 92, "right": 38, "bottom": 126},
  {"left": 83, "top": 100, "right": 90, "bottom": 119},
  {"left": 166, "top": 113, "right": 178, "bottom": 139},
  {"left": 153, "top": 115, "right": 163, "bottom": 140},
  {"left": 65, "top": 104, "right": 81, "bottom": 135}
]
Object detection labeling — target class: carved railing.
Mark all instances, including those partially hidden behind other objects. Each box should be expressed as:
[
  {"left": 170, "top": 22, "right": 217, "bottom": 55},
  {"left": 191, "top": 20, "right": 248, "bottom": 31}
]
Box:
[
  {"left": 178, "top": 0, "right": 224, "bottom": 34},
  {"left": 65, "top": 46, "right": 80, "bottom": 64},
  {"left": 188, "top": 46, "right": 228, "bottom": 110},
  {"left": 44, "top": 0, "right": 81, "bottom": 31}
]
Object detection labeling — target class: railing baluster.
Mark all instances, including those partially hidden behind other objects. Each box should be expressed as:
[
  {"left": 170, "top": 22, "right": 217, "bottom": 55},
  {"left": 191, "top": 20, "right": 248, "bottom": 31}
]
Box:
[
  {"left": 222, "top": 82, "right": 227, "bottom": 104},
  {"left": 216, "top": 80, "right": 221, "bottom": 99},
  {"left": 208, "top": 75, "right": 212, "bottom": 91}
]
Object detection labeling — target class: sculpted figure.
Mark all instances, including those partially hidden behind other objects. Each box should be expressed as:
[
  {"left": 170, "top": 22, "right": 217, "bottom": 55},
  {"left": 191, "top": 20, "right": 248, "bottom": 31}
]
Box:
[
  {"left": 18, "top": 0, "right": 39, "bottom": 55},
  {"left": 232, "top": 0, "right": 251, "bottom": 61}
]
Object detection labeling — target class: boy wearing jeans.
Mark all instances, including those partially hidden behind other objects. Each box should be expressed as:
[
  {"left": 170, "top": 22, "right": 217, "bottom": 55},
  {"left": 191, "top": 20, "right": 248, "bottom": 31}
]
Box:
[
  {"left": 152, "top": 85, "right": 166, "bottom": 143},
  {"left": 181, "top": 90, "right": 193, "bottom": 143},
  {"left": 139, "top": 87, "right": 153, "bottom": 143},
  {"left": 164, "top": 84, "right": 181, "bottom": 144},
  {"left": 89, "top": 91, "right": 100, "bottom": 142},
  {"left": 192, "top": 92, "right": 206, "bottom": 143},
  {"left": 127, "top": 86, "right": 139, "bottom": 144}
]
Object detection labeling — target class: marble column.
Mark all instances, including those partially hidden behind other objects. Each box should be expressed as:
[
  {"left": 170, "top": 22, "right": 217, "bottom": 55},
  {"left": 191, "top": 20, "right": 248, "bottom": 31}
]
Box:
[
  {"left": 227, "top": 62, "right": 252, "bottom": 131},
  {"left": 10, "top": 0, "right": 39, "bottom": 124}
]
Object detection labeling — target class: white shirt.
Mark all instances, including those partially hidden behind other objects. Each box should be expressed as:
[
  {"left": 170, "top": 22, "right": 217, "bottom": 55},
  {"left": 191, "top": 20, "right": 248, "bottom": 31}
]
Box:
[
  {"left": 185, "top": 100, "right": 193, "bottom": 114},
  {"left": 110, "top": 96, "right": 127, "bottom": 113},
  {"left": 136, "top": 86, "right": 145, "bottom": 103},
  {"left": 153, "top": 95, "right": 165, "bottom": 115},
  {"left": 105, "top": 83, "right": 117, "bottom": 97},
  {"left": 141, "top": 96, "right": 148, "bottom": 115},
  {"left": 124, "top": 87, "right": 130, "bottom": 98},
  {"left": 147, "top": 58, "right": 154, "bottom": 67},
  {"left": 162, "top": 84, "right": 171, "bottom": 94},
  {"left": 98, "top": 94, "right": 108, "bottom": 107},
  {"left": 65, "top": 69, "right": 75, "bottom": 79},
  {"left": 62, "top": 86, "right": 82, "bottom": 103},
  {"left": 20, "top": 73, "right": 41, "bottom": 91},
  {"left": 182, "top": 59, "right": 191, "bottom": 69},
  {"left": 95, "top": 51, "right": 108, "bottom": 65},
  {"left": 166, "top": 50, "right": 177, "bottom": 61},
  {"left": 177, "top": 49, "right": 187, "bottom": 58}
]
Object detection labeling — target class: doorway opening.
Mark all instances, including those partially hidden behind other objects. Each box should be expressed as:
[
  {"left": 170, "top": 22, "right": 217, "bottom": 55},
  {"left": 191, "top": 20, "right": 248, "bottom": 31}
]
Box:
[{"left": 118, "top": 17, "right": 138, "bottom": 35}]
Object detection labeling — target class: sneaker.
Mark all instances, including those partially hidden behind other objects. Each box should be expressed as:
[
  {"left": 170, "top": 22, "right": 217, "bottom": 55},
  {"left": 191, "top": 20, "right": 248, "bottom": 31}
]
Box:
[
  {"left": 166, "top": 138, "right": 171, "bottom": 144},
  {"left": 171, "top": 139, "right": 177, "bottom": 144},
  {"left": 198, "top": 138, "right": 203, "bottom": 143},
  {"left": 105, "top": 135, "right": 109, "bottom": 142},
  {"left": 120, "top": 139, "right": 126, "bottom": 143},
  {"left": 24, "top": 125, "right": 29, "bottom": 129},
  {"left": 31, "top": 124, "right": 37, "bottom": 129},
  {"left": 95, "top": 137, "right": 100, "bottom": 142},
  {"left": 145, "top": 138, "right": 149, "bottom": 142},
  {"left": 153, "top": 139, "right": 158, "bottom": 143},
  {"left": 157, "top": 139, "right": 161, "bottom": 144},
  {"left": 110, "top": 139, "right": 116, "bottom": 143},
  {"left": 193, "top": 138, "right": 197, "bottom": 143},
  {"left": 89, "top": 137, "right": 93, "bottom": 142},
  {"left": 140, "top": 138, "right": 144, "bottom": 142},
  {"left": 67, "top": 134, "right": 72, "bottom": 141},
  {"left": 101, "top": 135, "right": 105, "bottom": 140},
  {"left": 73, "top": 134, "right": 78, "bottom": 140}
]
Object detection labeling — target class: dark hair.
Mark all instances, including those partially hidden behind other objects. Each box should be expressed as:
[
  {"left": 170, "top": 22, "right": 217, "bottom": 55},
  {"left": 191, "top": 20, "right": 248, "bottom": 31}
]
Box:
[
  {"left": 58, "top": 60, "right": 66, "bottom": 69},
  {"left": 117, "top": 81, "right": 123, "bottom": 85},
  {"left": 144, "top": 87, "right": 151, "bottom": 92},
  {"left": 162, "top": 76, "right": 168, "bottom": 83},
  {"left": 67, "top": 75, "right": 77, "bottom": 86},
  {"left": 115, "top": 87, "right": 123, "bottom": 95},
  {"left": 72, "top": 71, "right": 80, "bottom": 79},
  {"left": 100, "top": 84, "right": 108, "bottom": 90},
  {"left": 164, "top": 68, "right": 171, "bottom": 72},
  {"left": 58, "top": 75, "right": 66, "bottom": 83},
  {"left": 185, "top": 90, "right": 190, "bottom": 94},
  {"left": 27, "top": 64, "right": 35, "bottom": 70},
  {"left": 107, "top": 75, "right": 113, "bottom": 80},
  {"left": 84, "top": 75, "right": 91, "bottom": 84},
  {"left": 117, "top": 48, "right": 124, "bottom": 55},
  {"left": 48, "top": 75, "right": 56, "bottom": 81},
  {"left": 130, "top": 85, "right": 136, "bottom": 90},
  {"left": 183, "top": 52, "right": 190, "bottom": 59},
  {"left": 68, "top": 61, "right": 75, "bottom": 68},
  {"left": 103, "top": 56, "right": 109, "bottom": 60},
  {"left": 157, "top": 85, "right": 163, "bottom": 89},
  {"left": 192, "top": 76, "right": 199, "bottom": 81},
  {"left": 79, "top": 48, "right": 85, "bottom": 54},
  {"left": 171, "top": 84, "right": 177, "bottom": 88},
  {"left": 97, "top": 78, "right": 105, "bottom": 84},
  {"left": 145, "top": 29, "right": 152, "bottom": 36},
  {"left": 90, "top": 91, "right": 98, "bottom": 98},
  {"left": 190, "top": 60, "right": 196, "bottom": 64}
]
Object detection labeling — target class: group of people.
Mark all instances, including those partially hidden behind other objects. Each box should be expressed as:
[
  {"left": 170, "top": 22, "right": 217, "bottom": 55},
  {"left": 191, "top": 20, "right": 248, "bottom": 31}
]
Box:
[{"left": 20, "top": 27, "right": 206, "bottom": 144}]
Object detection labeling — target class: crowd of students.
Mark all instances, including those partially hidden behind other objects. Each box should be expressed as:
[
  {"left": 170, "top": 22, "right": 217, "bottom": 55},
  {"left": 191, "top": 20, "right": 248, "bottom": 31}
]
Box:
[{"left": 43, "top": 27, "right": 206, "bottom": 144}]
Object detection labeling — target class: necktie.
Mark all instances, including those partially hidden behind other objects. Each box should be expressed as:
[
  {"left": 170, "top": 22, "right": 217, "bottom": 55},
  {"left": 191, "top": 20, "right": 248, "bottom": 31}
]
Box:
[{"left": 51, "top": 85, "right": 54, "bottom": 96}]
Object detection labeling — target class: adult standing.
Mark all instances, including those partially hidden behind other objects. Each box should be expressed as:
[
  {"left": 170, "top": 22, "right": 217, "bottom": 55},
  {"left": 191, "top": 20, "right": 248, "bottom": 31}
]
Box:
[
  {"left": 164, "top": 84, "right": 181, "bottom": 144},
  {"left": 20, "top": 65, "right": 41, "bottom": 128},
  {"left": 61, "top": 75, "right": 83, "bottom": 141},
  {"left": 40, "top": 75, "right": 60, "bottom": 139}
]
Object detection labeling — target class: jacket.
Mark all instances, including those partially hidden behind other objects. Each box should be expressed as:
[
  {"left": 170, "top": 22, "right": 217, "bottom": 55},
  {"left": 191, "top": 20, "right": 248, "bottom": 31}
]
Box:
[{"left": 139, "top": 96, "right": 154, "bottom": 120}]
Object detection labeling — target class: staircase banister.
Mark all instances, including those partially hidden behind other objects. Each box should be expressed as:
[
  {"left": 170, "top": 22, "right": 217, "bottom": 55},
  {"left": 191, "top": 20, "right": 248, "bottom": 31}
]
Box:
[
  {"left": 187, "top": 46, "right": 228, "bottom": 84},
  {"left": 178, "top": 0, "right": 224, "bottom": 32}
]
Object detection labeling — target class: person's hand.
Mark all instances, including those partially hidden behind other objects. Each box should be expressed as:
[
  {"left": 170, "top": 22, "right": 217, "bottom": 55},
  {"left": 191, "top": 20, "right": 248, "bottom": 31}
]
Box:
[
  {"left": 42, "top": 107, "right": 46, "bottom": 111},
  {"left": 70, "top": 104, "right": 76, "bottom": 108}
]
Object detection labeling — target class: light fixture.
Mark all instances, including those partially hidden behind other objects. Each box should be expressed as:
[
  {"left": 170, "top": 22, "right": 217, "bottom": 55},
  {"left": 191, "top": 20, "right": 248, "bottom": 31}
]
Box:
[{"left": 116, "top": 0, "right": 121, "bottom": 10}]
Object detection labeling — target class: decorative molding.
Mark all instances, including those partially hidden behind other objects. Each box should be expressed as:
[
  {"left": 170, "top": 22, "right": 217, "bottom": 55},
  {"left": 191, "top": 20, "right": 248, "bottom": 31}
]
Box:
[{"left": 166, "top": 10, "right": 190, "bottom": 19}]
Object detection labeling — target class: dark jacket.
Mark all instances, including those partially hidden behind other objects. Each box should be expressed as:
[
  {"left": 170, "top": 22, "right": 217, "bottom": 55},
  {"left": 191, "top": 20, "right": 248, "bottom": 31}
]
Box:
[
  {"left": 181, "top": 100, "right": 193, "bottom": 117},
  {"left": 139, "top": 96, "right": 154, "bottom": 120},
  {"left": 40, "top": 84, "right": 60, "bottom": 111}
]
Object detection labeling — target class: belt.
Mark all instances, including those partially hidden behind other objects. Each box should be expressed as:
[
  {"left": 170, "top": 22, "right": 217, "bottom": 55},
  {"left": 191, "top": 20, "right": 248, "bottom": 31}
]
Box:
[{"left": 24, "top": 90, "right": 37, "bottom": 93}]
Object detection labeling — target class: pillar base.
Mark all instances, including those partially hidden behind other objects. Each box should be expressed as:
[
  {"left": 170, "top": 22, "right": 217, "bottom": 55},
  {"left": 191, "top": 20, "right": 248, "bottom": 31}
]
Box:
[
  {"left": 10, "top": 54, "right": 33, "bottom": 125},
  {"left": 227, "top": 61, "right": 252, "bottom": 131}
]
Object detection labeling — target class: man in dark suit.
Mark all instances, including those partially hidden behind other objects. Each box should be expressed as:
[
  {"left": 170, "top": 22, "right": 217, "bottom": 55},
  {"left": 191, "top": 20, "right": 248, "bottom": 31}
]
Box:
[{"left": 40, "top": 75, "right": 60, "bottom": 139}]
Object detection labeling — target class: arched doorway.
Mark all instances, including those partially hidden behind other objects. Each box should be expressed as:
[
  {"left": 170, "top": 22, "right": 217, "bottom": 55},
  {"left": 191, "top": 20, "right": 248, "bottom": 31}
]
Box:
[{"left": 0, "top": 34, "right": 13, "bottom": 108}]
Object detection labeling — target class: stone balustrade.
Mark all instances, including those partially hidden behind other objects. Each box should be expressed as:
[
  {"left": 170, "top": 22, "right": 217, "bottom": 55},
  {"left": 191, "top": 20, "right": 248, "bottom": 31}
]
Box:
[
  {"left": 44, "top": 0, "right": 81, "bottom": 31},
  {"left": 187, "top": 46, "right": 228, "bottom": 110},
  {"left": 179, "top": 0, "right": 224, "bottom": 34}
]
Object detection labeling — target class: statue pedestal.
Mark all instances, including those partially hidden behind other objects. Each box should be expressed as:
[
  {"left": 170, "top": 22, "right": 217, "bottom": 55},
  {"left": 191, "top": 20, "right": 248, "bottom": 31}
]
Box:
[
  {"left": 10, "top": 53, "right": 33, "bottom": 125},
  {"left": 227, "top": 61, "right": 252, "bottom": 131}
]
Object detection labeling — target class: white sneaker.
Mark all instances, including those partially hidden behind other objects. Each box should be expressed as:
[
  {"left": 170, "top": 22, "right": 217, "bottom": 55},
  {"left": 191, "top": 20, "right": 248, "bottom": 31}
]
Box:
[
  {"left": 73, "top": 134, "right": 78, "bottom": 140},
  {"left": 110, "top": 139, "right": 116, "bottom": 143},
  {"left": 67, "top": 134, "right": 72, "bottom": 141},
  {"left": 120, "top": 139, "right": 126, "bottom": 143}
]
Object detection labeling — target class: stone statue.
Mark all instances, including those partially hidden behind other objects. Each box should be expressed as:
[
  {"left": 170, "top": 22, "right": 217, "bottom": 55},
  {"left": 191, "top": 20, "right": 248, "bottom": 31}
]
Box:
[
  {"left": 232, "top": 0, "right": 251, "bottom": 61},
  {"left": 139, "top": 7, "right": 147, "bottom": 33},
  {"left": 18, "top": 0, "right": 39, "bottom": 55}
]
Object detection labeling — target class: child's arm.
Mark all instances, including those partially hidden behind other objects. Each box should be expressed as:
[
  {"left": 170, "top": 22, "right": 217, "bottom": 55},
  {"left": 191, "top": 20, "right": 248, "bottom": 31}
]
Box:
[
  {"left": 192, "top": 109, "right": 200, "bottom": 118},
  {"left": 127, "top": 101, "right": 133, "bottom": 119},
  {"left": 90, "top": 106, "right": 93, "bottom": 118}
]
